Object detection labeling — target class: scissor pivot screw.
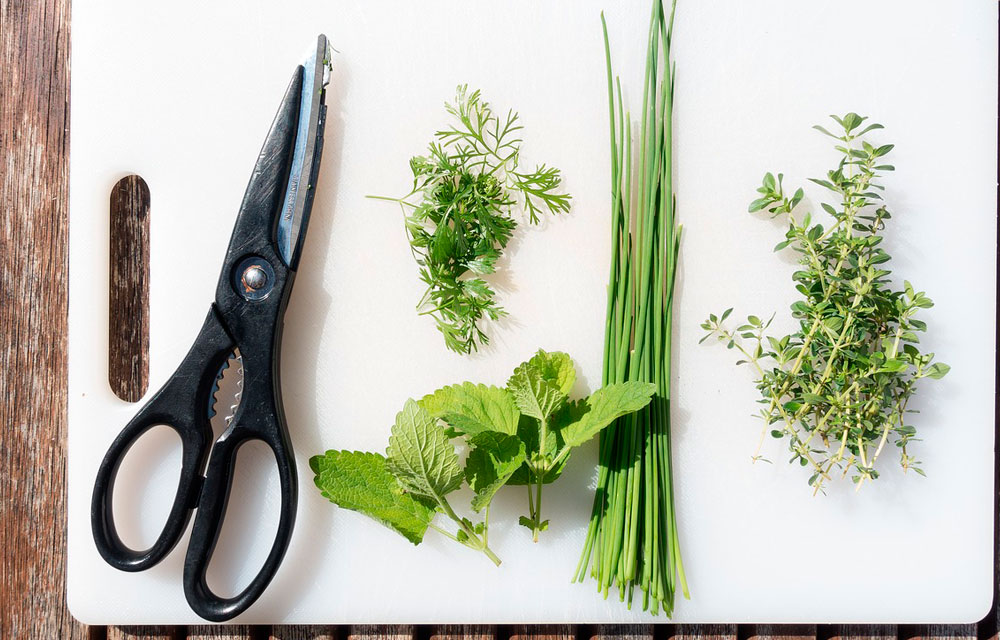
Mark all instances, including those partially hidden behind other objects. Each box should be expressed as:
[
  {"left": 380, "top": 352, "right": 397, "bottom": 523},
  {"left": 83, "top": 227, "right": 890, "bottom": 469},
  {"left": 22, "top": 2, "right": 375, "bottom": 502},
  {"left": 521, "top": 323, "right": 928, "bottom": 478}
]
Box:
[
  {"left": 233, "top": 256, "right": 275, "bottom": 301},
  {"left": 243, "top": 265, "right": 267, "bottom": 290}
]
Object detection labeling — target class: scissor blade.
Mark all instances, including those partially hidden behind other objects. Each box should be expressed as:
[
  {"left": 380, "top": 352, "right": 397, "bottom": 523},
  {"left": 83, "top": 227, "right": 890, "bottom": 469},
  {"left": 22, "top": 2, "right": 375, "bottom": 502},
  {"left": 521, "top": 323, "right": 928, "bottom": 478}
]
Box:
[
  {"left": 275, "top": 34, "right": 331, "bottom": 268},
  {"left": 221, "top": 63, "right": 302, "bottom": 293}
]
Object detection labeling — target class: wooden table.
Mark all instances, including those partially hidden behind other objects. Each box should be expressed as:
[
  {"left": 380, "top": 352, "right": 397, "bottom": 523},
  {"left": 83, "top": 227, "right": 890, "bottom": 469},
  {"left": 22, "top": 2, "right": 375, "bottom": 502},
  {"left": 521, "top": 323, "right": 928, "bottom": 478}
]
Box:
[{"left": 2, "top": 1, "right": 996, "bottom": 638}]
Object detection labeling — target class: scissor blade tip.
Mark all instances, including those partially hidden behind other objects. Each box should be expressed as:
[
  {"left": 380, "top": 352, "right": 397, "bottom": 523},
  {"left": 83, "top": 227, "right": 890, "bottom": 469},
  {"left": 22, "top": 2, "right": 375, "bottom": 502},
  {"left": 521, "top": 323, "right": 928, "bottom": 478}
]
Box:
[
  {"left": 303, "top": 34, "right": 333, "bottom": 87},
  {"left": 319, "top": 35, "right": 334, "bottom": 86}
]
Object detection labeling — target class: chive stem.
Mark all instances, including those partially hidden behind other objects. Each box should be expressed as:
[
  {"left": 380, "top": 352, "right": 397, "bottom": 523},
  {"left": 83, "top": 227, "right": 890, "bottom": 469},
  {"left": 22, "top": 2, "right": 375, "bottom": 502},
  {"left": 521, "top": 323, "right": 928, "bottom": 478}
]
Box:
[{"left": 576, "top": 0, "right": 687, "bottom": 615}]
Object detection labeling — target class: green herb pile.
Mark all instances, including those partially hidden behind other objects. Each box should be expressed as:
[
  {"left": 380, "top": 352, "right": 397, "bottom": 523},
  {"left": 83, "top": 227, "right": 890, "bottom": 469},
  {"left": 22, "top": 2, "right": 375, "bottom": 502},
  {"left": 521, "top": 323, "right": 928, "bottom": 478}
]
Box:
[
  {"left": 701, "top": 113, "right": 950, "bottom": 493},
  {"left": 372, "top": 86, "right": 571, "bottom": 354},
  {"left": 311, "top": 350, "right": 654, "bottom": 565},
  {"left": 575, "top": 0, "right": 688, "bottom": 616}
]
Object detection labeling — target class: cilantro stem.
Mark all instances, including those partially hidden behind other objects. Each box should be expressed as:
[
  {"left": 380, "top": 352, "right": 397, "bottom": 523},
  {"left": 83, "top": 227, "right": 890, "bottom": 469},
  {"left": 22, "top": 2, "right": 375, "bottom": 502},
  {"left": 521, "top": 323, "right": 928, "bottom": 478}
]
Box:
[{"left": 365, "top": 194, "right": 412, "bottom": 205}]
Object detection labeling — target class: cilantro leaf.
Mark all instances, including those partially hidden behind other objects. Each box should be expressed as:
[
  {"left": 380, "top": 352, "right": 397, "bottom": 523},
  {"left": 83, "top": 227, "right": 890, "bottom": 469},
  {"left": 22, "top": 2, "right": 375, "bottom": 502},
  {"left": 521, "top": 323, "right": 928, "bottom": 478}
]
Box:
[
  {"left": 560, "top": 382, "right": 657, "bottom": 447},
  {"left": 372, "top": 87, "right": 569, "bottom": 355},
  {"left": 506, "top": 349, "right": 571, "bottom": 422},
  {"left": 418, "top": 382, "right": 520, "bottom": 437},
  {"left": 464, "top": 431, "right": 526, "bottom": 512},
  {"left": 309, "top": 450, "right": 435, "bottom": 545},
  {"left": 386, "top": 399, "right": 464, "bottom": 501}
]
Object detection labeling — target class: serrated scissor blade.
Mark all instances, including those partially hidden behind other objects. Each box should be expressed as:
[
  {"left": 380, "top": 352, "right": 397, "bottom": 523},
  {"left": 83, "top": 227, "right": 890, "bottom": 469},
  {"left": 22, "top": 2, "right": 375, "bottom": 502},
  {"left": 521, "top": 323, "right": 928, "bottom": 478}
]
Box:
[{"left": 208, "top": 349, "right": 244, "bottom": 427}]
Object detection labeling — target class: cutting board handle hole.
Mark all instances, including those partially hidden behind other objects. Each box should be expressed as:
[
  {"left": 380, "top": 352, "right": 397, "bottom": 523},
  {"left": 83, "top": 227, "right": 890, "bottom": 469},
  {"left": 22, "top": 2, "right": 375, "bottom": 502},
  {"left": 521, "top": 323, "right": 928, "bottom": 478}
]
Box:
[{"left": 109, "top": 174, "right": 150, "bottom": 402}]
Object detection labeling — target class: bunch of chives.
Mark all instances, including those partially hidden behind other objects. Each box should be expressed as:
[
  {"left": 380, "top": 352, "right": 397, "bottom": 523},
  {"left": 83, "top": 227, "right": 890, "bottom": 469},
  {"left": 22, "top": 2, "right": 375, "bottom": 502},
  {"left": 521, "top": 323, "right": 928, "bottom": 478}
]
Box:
[{"left": 574, "top": 0, "right": 689, "bottom": 616}]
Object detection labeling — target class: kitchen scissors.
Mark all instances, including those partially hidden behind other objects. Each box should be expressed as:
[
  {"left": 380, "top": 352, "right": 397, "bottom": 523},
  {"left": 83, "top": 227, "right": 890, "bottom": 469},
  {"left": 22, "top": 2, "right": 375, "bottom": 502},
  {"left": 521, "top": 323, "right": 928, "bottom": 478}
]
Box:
[{"left": 92, "top": 34, "right": 331, "bottom": 622}]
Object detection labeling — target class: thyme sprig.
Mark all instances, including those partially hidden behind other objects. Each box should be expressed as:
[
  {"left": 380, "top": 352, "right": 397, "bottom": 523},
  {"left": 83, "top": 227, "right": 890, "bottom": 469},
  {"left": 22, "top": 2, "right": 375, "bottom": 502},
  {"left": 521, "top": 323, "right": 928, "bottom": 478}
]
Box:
[
  {"left": 373, "top": 86, "right": 570, "bottom": 354},
  {"left": 702, "top": 113, "right": 950, "bottom": 494}
]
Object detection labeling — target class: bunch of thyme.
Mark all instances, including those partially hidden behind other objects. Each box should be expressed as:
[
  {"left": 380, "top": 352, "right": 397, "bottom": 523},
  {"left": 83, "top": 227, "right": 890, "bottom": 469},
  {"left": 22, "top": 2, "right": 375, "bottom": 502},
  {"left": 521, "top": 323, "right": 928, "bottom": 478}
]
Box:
[
  {"left": 702, "top": 113, "right": 949, "bottom": 494},
  {"left": 373, "top": 86, "right": 570, "bottom": 354}
]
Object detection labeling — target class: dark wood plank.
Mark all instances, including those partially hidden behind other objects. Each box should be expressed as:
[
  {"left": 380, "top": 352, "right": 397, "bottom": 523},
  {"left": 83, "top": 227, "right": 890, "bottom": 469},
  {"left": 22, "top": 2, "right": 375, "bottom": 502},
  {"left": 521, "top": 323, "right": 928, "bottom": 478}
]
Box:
[
  {"left": 0, "top": 0, "right": 84, "bottom": 637},
  {"left": 269, "top": 626, "right": 337, "bottom": 640},
  {"left": 903, "top": 624, "right": 977, "bottom": 640},
  {"left": 108, "top": 174, "right": 150, "bottom": 402},
  {"left": 430, "top": 625, "right": 496, "bottom": 640},
  {"left": 346, "top": 626, "right": 415, "bottom": 640},
  {"left": 590, "top": 624, "right": 652, "bottom": 640},
  {"left": 510, "top": 625, "right": 575, "bottom": 640},
  {"left": 185, "top": 625, "right": 259, "bottom": 639},
  {"left": 827, "top": 625, "right": 897, "bottom": 640},
  {"left": 746, "top": 624, "right": 816, "bottom": 640},
  {"left": 669, "top": 625, "right": 737, "bottom": 640},
  {"left": 108, "top": 626, "right": 177, "bottom": 640}
]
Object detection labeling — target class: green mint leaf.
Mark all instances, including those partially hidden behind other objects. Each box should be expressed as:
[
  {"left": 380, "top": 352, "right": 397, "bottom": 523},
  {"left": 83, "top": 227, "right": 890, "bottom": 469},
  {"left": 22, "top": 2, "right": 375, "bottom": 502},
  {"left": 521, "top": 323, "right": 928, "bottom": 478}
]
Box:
[
  {"left": 310, "top": 450, "right": 435, "bottom": 545},
  {"left": 559, "top": 382, "right": 657, "bottom": 448},
  {"left": 506, "top": 349, "right": 572, "bottom": 421},
  {"left": 418, "top": 382, "right": 520, "bottom": 437},
  {"left": 464, "top": 431, "right": 526, "bottom": 512},
  {"left": 386, "top": 399, "right": 464, "bottom": 501}
]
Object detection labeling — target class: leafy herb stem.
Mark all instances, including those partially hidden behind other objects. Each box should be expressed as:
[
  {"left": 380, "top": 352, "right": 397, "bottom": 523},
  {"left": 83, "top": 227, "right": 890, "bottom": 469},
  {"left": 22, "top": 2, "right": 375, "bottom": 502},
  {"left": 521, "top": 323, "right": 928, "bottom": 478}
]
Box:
[
  {"left": 428, "top": 522, "right": 459, "bottom": 542},
  {"left": 532, "top": 472, "right": 544, "bottom": 543},
  {"left": 434, "top": 494, "right": 501, "bottom": 566},
  {"left": 525, "top": 416, "right": 551, "bottom": 542},
  {"left": 713, "top": 323, "right": 816, "bottom": 464}
]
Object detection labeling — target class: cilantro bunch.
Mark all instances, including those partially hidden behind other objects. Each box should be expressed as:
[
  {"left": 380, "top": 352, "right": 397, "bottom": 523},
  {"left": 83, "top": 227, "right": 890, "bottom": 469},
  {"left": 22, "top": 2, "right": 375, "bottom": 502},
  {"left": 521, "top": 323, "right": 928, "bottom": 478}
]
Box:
[
  {"left": 310, "top": 350, "right": 655, "bottom": 564},
  {"left": 702, "top": 113, "right": 949, "bottom": 493},
  {"left": 372, "top": 86, "right": 571, "bottom": 354}
]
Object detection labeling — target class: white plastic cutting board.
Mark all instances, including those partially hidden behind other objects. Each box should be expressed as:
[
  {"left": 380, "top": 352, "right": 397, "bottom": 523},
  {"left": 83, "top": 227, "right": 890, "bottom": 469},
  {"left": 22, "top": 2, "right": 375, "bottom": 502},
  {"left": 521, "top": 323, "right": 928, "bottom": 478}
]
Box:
[{"left": 68, "top": 0, "right": 998, "bottom": 626}]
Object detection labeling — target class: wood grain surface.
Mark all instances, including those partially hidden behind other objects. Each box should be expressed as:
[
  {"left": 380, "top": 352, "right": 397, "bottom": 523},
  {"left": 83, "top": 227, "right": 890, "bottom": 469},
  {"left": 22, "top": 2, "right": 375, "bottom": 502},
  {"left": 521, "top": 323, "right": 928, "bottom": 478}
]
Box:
[
  {"left": 108, "top": 626, "right": 178, "bottom": 640},
  {"left": 746, "top": 625, "right": 816, "bottom": 640},
  {"left": 108, "top": 174, "right": 150, "bottom": 402},
  {"left": 269, "top": 626, "right": 336, "bottom": 640},
  {"left": 0, "top": 0, "right": 80, "bottom": 638},
  {"left": 1, "top": 0, "right": 996, "bottom": 639},
  {"left": 430, "top": 626, "right": 497, "bottom": 640}
]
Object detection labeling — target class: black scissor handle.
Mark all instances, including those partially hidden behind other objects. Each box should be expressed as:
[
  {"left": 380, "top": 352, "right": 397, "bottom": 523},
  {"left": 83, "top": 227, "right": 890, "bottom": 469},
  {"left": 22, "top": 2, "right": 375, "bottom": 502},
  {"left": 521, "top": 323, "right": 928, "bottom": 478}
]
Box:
[
  {"left": 183, "top": 420, "right": 297, "bottom": 622},
  {"left": 91, "top": 308, "right": 236, "bottom": 571}
]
